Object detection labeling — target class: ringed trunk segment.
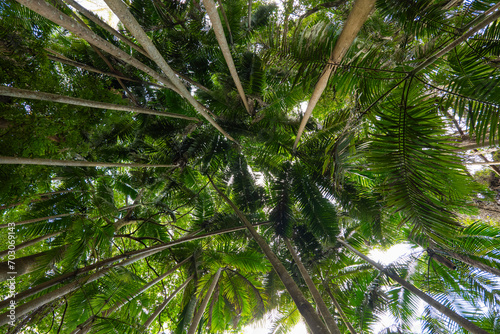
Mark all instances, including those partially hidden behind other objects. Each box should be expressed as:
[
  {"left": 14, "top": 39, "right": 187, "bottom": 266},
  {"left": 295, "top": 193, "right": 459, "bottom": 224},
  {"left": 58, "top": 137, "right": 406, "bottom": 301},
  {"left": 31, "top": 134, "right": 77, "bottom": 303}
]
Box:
[
  {"left": 202, "top": 0, "right": 251, "bottom": 115},
  {"left": 0, "top": 86, "right": 198, "bottom": 121},
  {"left": 102, "top": 0, "right": 237, "bottom": 143},
  {"left": 293, "top": 0, "right": 376, "bottom": 150}
]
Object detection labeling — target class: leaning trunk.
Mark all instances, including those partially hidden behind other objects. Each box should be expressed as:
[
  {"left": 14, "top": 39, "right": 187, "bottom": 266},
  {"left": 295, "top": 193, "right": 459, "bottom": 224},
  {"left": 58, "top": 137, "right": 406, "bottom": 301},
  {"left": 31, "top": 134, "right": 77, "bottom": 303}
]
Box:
[
  {"left": 0, "top": 231, "right": 62, "bottom": 258},
  {"left": 284, "top": 237, "right": 340, "bottom": 334},
  {"left": 0, "top": 213, "right": 73, "bottom": 228},
  {"left": 338, "top": 239, "right": 490, "bottom": 334},
  {"left": 187, "top": 268, "right": 222, "bottom": 334},
  {"left": 210, "top": 178, "right": 330, "bottom": 334},
  {"left": 323, "top": 283, "right": 358, "bottom": 334},
  {"left": 0, "top": 156, "right": 177, "bottom": 169}
]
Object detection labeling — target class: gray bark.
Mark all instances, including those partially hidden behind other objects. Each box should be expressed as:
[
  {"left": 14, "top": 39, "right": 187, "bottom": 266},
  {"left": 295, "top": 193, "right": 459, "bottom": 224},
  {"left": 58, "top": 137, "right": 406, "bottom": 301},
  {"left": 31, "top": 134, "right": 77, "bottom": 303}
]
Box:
[
  {"left": 103, "top": 0, "right": 236, "bottom": 142},
  {"left": 0, "top": 156, "right": 177, "bottom": 168},
  {"left": 210, "top": 178, "right": 330, "bottom": 334},
  {"left": 338, "top": 239, "right": 491, "bottom": 334},
  {"left": 203, "top": 0, "right": 251, "bottom": 114},
  {"left": 0, "top": 86, "right": 198, "bottom": 121},
  {"left": 187, "top": 268, "right": 222, "bottom": 334},
  {"left": 0, "top": 231, "right": 62, "bottom": 258},
  {"left": 284, "top": 238, "right": 340, "bottom": 334},
  {"left": 293, "top": 0, "right": 376, "bottom": 150},
  {"left": 0, "top": 213, "right": 73, "bottom": 229}
]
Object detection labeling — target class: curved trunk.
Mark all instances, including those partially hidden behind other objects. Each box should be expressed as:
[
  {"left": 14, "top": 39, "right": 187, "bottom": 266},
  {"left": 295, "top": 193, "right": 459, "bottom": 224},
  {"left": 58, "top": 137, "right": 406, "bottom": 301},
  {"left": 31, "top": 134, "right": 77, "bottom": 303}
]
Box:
[
  {"left": 187, "top": 268, "right": 222, "bottom": 334},
  {"left": 0, "top": 86, "right": 198, "bottom": 121},
  {"left": 102, "top": 0, "right": 236, "bottom": 143},
  {"left": 338, "top": 239, "right": 491, "bottom": 334},
  {"left": 144, "top": 275, "right": 194, "bottom": 329},
  {"left": 210, "top": 178, "right": 330, "bottom": 334},
  {"left": 293, "top": 0, "right": 376, "bottom": 150},
  {"left": 0, "top": 231, "right": 62, "bottom": 258},
  {"left": 284, "top": 238, "right": 340, "bottom": 334},
  {"left": 202, "top": 0, "right": 250, "bottom": 114},
  {"left": 0, "top": 156, "right": 177, "bottom": 168}
]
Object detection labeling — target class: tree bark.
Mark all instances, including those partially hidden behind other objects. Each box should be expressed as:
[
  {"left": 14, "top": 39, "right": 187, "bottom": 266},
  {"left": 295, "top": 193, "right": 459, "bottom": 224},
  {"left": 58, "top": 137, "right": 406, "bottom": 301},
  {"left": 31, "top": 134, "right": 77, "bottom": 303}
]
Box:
[
  {"left": 0, "top": 213, "right": 73, "bottom": 229},
  {"left": 209, "top": 178, "right": 330, "bottom": 334},
  {"left": 187, "top": 268, "right": 222, "bottom": 334},
  {"left": 284, "top": 237, "right": 340, "bottom": 334},
  {"left": 61, "top": 0, "right": 150, "bottom": 58},
  {"left": 0, "top": 156, "right": 177, "bottom": 169},
  {"left": 293, "top": 0, "right": 376, "bottom": 150},
  {"left": 0, "top": 189, "right": 75, "bottom": 211},
  {"left": 0, "top": 231, "right": 62, "bottom": 258},
  {"left": 202, "top": 0, "right": 251, "bottom": 114},
  {"left": 143, "top": 275, "right": 194, "bottom": 329},
  {"left": 439, "top": 249, "right": 500, "bottom": 278},
  {"left": 323, "top": 283, "right": 357, "bottom": 334},
  {"left": 0, "top": 86, "right": 198, "bottom": 121},
  {"left": 102, "top": 0, "right": 237, "bottom": 143},
  {"left": 338, "top": 239, "right": 491, "bottom": 334},
  {"left": 0, "top": 222, "right": 269, "bottom": 311},
  {"left": 0, "top": 245, "right": 67, "bottom": 282}
]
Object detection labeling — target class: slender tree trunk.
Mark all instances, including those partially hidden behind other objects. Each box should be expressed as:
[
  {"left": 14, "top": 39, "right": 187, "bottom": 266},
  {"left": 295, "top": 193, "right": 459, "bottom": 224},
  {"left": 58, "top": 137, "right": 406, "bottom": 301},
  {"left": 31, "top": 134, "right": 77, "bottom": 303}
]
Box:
[
  {"left": 0, "top": 156, "right": 177, "bottom": 169},
  {"left": 209, "top": 178, "right": 330, "bottom": 334},
  {"left": 323, "top": 283, "right": 357, "bottom": 334},
  {"left": 202, "top": 0, "right": 251, "bottom": 115},
  {"left": 0, "top": 222, "right": 269, "bottom": 311},
  {"left": 0, "top": 213, "right": 73, "bottom": 229},
  {"left": 144, "top": 275, "right": 194, "bottom": 329},
  {"left": 247, "top": 0, "right": 252, "bottom": 28},
  {"left": 102, "top": 0, "right": 237, "bottom": 143},
  {"left": 61, "top": 0, "right": 150, "bottom": 58},
  {"left": 0, "top": 231, "right": 62, "bottom": 258},
  {"left": 0, "top": 245, "right": 67, "bottom": 282},
  {"left": 187, "top": 268, "right": 222, "bottom": 334},
  {"left": 438, "top": 249, "right": 500, "bottom": 278},
  {"left": 71, "top": 257, "right": 192, "bottom": 334},
  {"left": 293, "top": 0, "right": 376, "bottom": 150},
  {"left": 0, "top": 86, "right": 198, "bottom": 121},
  {"left": 338, "top": 239, "right": 491, "bottom": 334},
  {"left": 283, "top": 238, "right": 340, "bottom": 334}
]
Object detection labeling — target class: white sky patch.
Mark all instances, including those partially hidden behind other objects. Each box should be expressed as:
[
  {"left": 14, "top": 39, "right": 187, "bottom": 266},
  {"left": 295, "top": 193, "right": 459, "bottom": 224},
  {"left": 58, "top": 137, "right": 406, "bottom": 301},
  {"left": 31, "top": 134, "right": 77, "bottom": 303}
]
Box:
[{"left": 75, "top": 0, "right": 119, "bottom": 29}]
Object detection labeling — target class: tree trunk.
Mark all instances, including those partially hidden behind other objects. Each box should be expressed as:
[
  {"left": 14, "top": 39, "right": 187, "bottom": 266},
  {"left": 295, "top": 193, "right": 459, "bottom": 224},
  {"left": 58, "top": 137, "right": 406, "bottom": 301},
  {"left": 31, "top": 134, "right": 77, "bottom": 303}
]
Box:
[
  {"left": 0, "top": 222, "right": 269, "bottom": 311},
  {"left": 71, "top": 257, "right": 192, "bottom": 334},
  {"left": 209, "top": 178, "right": 330, "bottom": 334},
  {"left": 202, "top": 0, "right": 251, "bottom": 114},
  {"left": 0, "top": 213, "right": 73, "bottom": 229},
  {"left": 0, "top": 156, "right": 177, "bottom": 169},
  {"left": 0, "top": 245, "right": 67, "bottom": 282},
  {"left": 284, "top": 237, "right": 340, "bottom": 334},
  {"left": 338, "top": 239, "right": 491, "bottom": 334},
  {"left": 0, "top": 231, "right": 62, "bottom": 258},
  {"left": 143, "top": 275, "right": 194, "bottom": 329},
  {"left": 102, "top": 0, "right": 237, "bottom": 143},
  {"left": 293, "top": 0, "right": 376, "bottom": 150},
  {"left": 0, "top": 86, "right": 198, "bottom": 121},
  {"left": 187, "top": 268, "right": 222, "bottom": 334},
  {"left": 0, "top": 189, "right": 75, "bottom": 211},
  {"left": 323, "top": 283, "right": 357, "bottom": 334},
  {"left": 438, "top": 249, "right": 500, "bottom": 278}
]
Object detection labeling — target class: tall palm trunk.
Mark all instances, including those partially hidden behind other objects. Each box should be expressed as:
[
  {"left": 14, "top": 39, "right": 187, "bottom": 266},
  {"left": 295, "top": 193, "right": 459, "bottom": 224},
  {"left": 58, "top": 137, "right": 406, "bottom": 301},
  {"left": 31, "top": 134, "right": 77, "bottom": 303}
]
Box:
[
  {"left": 0, "top": 189, "right": 74, "bottom": 211},
  {"left": 209, "top": 178, "right": 330, "bottom": 334},
  {"left": 0, "top": 86, "right": 198, "bottom": 120},
  {"left": 0, "top": 156, "right": 177, "bottom": 168},
  {"left": 323, "top": 283, "right": 357, "bottom": 334},
  {"left": 283, "top": 237, "right": 340, "bottom": 334},
  {"left": 187, "top": 268, "right": 222, "bottom": 334},
  {"left": 293, "top": 0, "right": 376, "bottom": 150},
  {"left": 71, "top": 257, "right": 192, "bottom": 334},
  {"left": 338, "top": 239, "right": 491, "bottom": 334},
  {"left": 0, "top": 222, "right": 269, "bottom": 311},
  {"left": 143, "top": 275, "right": 194, "bottom": 329},
  {"left": 0, "top": 245, "right": 67, "bottom": 282},
  {"left": 102, "top": 0, "right": 236, "bottom": 143},
  {"left": 0, "top": 231, "right": 61, "bottom": 258},
  {"left": 0, "top": 213, "right": 73, "bottom": 229},
  {"left": 202, "top": 0, "right": 251, "bottom": 114},
  {"left": 435, "top": 248, "right": 500, "bottom": 278}
]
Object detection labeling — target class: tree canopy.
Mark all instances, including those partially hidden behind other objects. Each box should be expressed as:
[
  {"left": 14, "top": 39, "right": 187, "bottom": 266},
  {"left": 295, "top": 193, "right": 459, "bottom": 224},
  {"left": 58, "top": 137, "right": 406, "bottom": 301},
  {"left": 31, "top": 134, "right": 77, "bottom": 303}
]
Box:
[{"left": 1, "top": 0, "right": 500, "bottom": 333}]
